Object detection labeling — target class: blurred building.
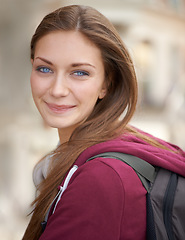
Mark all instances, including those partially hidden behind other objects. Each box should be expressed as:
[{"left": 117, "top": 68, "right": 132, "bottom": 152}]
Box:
[{"left": 0, "top": 0, "right": 184, "bottom": 239}]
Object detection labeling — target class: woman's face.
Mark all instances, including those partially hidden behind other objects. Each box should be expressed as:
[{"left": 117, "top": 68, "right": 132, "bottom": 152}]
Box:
[{"left": 31, "top": 31, "right": 106, "bottom": 138}]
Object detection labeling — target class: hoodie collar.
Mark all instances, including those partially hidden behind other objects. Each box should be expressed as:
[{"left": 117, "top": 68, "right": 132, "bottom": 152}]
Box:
[{"left": 75, "top": 132, "right": 185, "bottom": 177}]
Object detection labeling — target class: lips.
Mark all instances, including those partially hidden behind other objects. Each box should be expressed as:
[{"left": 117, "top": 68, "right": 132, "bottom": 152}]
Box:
[{"left": 46, "top": 102, "right": 76, "bottom": 113}]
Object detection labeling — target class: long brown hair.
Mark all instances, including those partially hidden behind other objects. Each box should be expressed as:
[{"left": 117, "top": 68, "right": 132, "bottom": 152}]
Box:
[{"left": 23, "top": 5, "right": 164, "bottom": 239}]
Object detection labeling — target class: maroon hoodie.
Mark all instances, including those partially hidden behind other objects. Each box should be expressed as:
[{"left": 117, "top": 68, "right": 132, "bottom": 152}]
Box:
[{"left": 39, "top": 130, "right": 185, "bottom": 240}]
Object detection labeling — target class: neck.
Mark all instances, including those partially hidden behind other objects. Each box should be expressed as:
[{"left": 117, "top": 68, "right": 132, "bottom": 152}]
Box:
[{"left": 58, "top": 127, "right": 76, "bottom": 144}]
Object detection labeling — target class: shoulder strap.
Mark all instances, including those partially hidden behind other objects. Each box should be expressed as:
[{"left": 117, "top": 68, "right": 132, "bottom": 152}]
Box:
[{"left": 87, "top": 152, "right": 156, "bottom": 192}]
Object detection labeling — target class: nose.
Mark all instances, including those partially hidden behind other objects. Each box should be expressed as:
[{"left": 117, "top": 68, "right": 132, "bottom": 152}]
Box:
[{"left": 49, "top": 73, "right": 70, "bottom": 98}]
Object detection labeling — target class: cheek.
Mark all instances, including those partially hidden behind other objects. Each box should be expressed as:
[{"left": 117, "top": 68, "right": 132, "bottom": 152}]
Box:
[
  {"left": 78, "top": 80, "right": 104, "bottom": 104},
  {"left": 79, "top": 88, "right": 100, "bottom": 108},
  {"left": 30, "top": 74, "right": 47, "bottom": 97}
]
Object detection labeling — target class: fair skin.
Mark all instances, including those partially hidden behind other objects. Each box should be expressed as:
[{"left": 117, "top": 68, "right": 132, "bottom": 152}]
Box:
[{"left": 31, "top": 31, "right": 106, "bottom": 144}]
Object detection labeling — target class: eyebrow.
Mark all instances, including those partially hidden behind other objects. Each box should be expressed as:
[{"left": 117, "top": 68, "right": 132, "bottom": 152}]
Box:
[
  {"left": 35, "top": 57, "right": 96, "bottom": 69},
  {"left": 35, "top": 57, "right": 53, "bottom": 65},
  {"left": 71, "top": 63, "right": 96, "bottom": 69}
]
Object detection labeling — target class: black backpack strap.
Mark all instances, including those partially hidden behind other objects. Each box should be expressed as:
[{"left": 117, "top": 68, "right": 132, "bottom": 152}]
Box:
[
  {"left": 146, "top": 193, "right": 157, "bottom": 240},
  {"left": 87, "top": 152, "right": 156, "bottom": 192}
]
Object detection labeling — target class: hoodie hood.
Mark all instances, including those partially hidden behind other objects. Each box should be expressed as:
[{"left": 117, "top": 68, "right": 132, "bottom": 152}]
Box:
[
  {"left": 75, "top": 129, "right": 185, "bottom": 177},
  {"left": 33, "top": 128, "right": 185, "bottom": 187}
]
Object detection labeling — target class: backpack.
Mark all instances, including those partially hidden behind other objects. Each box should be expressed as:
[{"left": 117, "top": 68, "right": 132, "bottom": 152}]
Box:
[{"left": 86, "top": 152, "right": 185, "bottom": 240}]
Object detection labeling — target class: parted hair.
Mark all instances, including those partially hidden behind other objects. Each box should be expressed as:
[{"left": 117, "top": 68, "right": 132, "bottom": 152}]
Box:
[{"left": 23, "top": 5, "right": 168, "bottom": 240}]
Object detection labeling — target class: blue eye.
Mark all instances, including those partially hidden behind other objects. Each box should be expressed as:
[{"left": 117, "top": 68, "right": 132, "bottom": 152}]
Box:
[
  {"left": 36, "top": 67, "right": 52, "bottom": 73},
  {"left": 73, "top": 71, "right": 89, "bottom": 76}
]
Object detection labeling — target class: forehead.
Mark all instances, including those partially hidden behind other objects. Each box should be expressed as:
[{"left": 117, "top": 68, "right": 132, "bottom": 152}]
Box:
[{"left": 34, "top": 30, "right": 103, "bottom": 61}]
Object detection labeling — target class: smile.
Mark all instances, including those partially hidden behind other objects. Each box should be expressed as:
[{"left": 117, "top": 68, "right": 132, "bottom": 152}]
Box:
[{"left": 46, "top": 102, "right": 76, "bottom": 114}]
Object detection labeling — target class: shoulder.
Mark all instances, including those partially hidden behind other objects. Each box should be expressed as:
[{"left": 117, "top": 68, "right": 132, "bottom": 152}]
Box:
[
  {"left": 67, "top": 157, "right": 146, "bottom": 222},
  {"left": 67, "top": 158, "right": 126, "bottom": 207},
  {"left": 43, "top": 159, "right": 125, "bottom": 240},
  {"left": 72, "top": 157, "right": 145, "bottom": 194},
  {"left": 78, "top": 157, "right": 147, "bottom": 239},
  {"left": 66, "top": 157, "right": 146, "bottom": 238},
  {"left": 41, "top": 157, "right": 146, "bottom": 240}
]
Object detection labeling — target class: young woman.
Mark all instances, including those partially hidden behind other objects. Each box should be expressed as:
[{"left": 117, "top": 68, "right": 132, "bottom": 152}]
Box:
[{"left": 23, "top": 5, "right": 185, "bottom": 240}]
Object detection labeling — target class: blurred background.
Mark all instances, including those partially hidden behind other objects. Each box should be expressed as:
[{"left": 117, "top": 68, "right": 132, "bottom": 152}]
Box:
[{"left": 0, "top": 0, "right": 185, "bottom": 239}]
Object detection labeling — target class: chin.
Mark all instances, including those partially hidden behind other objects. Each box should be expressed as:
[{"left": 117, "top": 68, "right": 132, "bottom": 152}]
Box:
[{"left": 43, "top": 120, "right": 73, "bottom": 130}]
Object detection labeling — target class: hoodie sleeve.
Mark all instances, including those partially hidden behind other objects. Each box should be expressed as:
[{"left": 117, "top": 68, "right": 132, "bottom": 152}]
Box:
[{"left": 39, "top": 158, "right": 146, "bottom": 240}]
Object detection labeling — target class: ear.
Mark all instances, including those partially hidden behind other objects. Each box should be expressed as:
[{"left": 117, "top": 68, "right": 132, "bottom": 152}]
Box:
[
  {"left": 98, "top": 82, "right": 107, "bottom": 99},
  {"left": 31, "top": 59, "right": 34, "bottom": 65}
]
